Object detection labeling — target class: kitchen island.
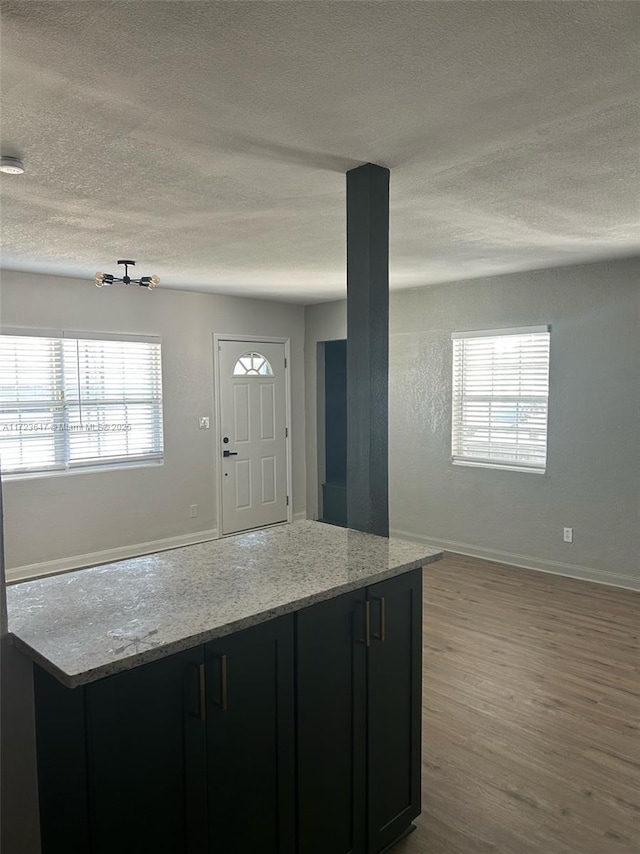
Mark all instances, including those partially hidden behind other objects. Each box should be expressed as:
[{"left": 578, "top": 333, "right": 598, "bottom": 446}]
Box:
[{"left": 8, "top": 521, "right": 442, "bottom": 854}]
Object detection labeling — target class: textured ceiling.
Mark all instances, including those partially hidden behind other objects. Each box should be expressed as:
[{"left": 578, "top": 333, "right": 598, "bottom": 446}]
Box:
[{"left": 1, "top": 1, "right": 639, "bottom": 303}]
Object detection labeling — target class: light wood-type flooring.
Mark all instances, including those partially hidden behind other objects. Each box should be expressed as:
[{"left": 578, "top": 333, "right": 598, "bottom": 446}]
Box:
[{"left": 397, "top": 553, "right": 640, "bottom": 854}]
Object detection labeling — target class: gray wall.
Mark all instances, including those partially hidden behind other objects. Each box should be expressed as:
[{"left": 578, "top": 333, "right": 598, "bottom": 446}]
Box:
[
  {"left": 1, "top": 270, "right": 306, "bottom": 575},
  {"left": 305, "top": 258, "right": 640, "bottom": 588}
]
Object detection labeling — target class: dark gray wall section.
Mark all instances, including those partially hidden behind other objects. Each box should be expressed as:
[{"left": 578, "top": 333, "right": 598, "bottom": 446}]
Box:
[
  {"left": 304, "top": 303, "right": 348, "bottom": 520},
  {"left": 346, "top": 163, "right": 389, "bottom": 537},
  {"left": 324, "top": 339, "right": 347, "bottom": 485}
]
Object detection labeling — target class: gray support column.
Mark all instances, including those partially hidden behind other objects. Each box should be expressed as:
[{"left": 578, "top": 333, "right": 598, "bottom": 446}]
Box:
[{"left": 346, "top": 163, "right": 390, "bottom": 536}]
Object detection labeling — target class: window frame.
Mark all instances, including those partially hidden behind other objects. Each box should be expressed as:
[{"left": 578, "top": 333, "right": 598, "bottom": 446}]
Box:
[
  {"left": 232, "top": 351, "right": 275, "bottom": 377},
  {"left": 451, "top": 325, "right": 551, "bottom": 474},
  {"left": 0, "top": 328, "right": 164, "bottom": 480}
]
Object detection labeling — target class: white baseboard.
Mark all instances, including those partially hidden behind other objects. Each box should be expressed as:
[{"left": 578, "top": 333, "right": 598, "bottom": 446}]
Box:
[
  {"left": 7, "top": 513, "right": 309, "bottom": 584},
  {"left": 7, "top": 528, "right": 220, "bottom": 584},
  {"left": 389, "top": 528, "right": 640, "bottom": 592}
]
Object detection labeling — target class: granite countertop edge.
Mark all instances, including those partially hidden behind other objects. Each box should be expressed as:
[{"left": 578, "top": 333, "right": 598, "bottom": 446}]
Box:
[{"left": 10, "top": 550, "right": 442, "bottom": 689}]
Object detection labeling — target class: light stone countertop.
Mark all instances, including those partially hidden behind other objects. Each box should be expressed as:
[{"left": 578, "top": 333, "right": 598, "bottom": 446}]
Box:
[{"left": 7, "top": 521, "right": 442, "bottom": 688}]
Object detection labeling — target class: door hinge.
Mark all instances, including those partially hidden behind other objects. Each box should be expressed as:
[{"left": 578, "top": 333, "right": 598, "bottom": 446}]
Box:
[
  {"left": 286, "top": 495, "right": 290, "bottom": 506},
  {"left": 285, "top": 427, "right": 288, "bottom": 438},
  {"left": 284, "top": 357, "right": 287, "bottom": 368}
]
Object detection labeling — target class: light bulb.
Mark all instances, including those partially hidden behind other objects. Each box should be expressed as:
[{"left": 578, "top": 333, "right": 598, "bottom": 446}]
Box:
[
  {"left": 95, "top": 279, "right": 103, "bottom": 288},
  {"left": 95, "top": 272, "right": 104, "bottom": 280},
  {"left": 151, "top": 275, "right": 160, "bottom": 285}
]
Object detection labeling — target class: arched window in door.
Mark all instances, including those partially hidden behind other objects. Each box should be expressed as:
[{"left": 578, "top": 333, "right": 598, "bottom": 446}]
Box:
[{"left": 232, "top": 352, "right": 274, "bottom": 377}]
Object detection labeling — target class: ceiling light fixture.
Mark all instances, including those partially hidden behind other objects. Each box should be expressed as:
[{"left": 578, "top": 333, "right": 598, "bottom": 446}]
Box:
[
  {"left": 0, "top": 156, "right": 25, "bottom": 174},
  {"left": 95, "top": 260, "right": 160, "bottom": 290}
]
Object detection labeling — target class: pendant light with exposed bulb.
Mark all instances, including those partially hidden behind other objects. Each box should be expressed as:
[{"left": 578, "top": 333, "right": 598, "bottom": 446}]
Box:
[{"left": 95, "top": 260, "right": 160, "bottom": 290}]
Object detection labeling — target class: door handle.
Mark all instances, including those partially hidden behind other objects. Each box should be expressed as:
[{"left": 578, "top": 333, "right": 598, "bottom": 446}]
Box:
[
  {"left": 371, "top": 596, "right": 386, "bottom": 642},
  {"left": 198, "top": 663, "right": 206, "bottom": 721},
  {"left": 221, "top": 654, "right": 228, "bottom": 711},
  {"left": 187, "top": 663, "right": 206, "bottom": 721},
  {"left": 356, "top": 600, "right": 371, "bottom": 647},
  {"left": 223, "top": 450, "right": 238, "bottom": 458},
  {"left": 211, "top": 654, "right": 228, "bottom": 711}
]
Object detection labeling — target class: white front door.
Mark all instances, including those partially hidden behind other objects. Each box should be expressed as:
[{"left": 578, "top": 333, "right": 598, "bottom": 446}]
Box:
[{"left": 218, "top": 340, "right": 288, "bottom": 536}]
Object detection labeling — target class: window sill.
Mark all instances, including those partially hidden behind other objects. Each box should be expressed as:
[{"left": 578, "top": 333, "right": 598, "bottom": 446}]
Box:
[
  {"left": 452, "top": 459, "right": 546, "bottom": 475},
  {"left": 2, "top": 460, "right": 164, "bottom": 482}
]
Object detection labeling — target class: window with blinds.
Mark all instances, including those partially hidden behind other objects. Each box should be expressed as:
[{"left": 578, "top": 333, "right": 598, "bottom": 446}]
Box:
[
  {"left": 0, "top": 331, "right": 163, "bottom": 475},
  {"left": 451, "top": 326, "right": 550, "bottom": 473}
]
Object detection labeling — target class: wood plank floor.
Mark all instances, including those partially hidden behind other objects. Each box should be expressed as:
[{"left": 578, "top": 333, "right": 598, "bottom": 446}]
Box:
[{"left": 397, "top": 553, "right": 640, "bottom": 854}]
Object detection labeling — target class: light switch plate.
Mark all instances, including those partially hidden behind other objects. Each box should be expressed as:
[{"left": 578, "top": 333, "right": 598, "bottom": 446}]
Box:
[{"left": 198, "top": 416, "right": 210, "bottom": 430}]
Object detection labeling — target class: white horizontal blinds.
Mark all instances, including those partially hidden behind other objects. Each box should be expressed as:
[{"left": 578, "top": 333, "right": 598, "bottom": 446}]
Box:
[
  {"left": 0, "top": 331, "right": 163, "bottom": 475},
  {"left": 452, "top": 328, "right": 550, "bottom": 471},
  {"left": 63, "top": 337, "right": 163, "bottom": 467},
  {"left": 0, "top": 334, "right": 67, "bottom": 473}
]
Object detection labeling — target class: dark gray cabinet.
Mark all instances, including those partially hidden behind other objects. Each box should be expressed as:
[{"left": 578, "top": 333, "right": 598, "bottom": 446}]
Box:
[
  {"left": 296, "top": 568, "right": 423, "bottom": 854},
  {"left": 34, "top": 574, "right": 421, "bottom": 854},
  {"left": 367, "top": 570, "right": 422, "bottom": 853},
  {"left": 86, "top": 645, "right": 209, "bottom": 854},
  {"left": 205, "top": 616, "right": 295, "bottom": 854},
  {"left": 296, "top": 588, "right": 368, "bottom": 854},
  {"left": 35, "top": 616, "right": 294, "bottom": 854},
  {"left": 35, "top": 645, "right": 207, "bottom": 854}
]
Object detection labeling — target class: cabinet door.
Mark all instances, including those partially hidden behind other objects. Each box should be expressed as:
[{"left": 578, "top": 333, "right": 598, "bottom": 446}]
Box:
[
  {"left": 35, "top": 666, "right": 91, "bottom": 854},
  {"left": 86, "top": 647, "right": 208, "bottom": 854},
  {"left": 205, "top": 615, "right": 295, "bottom": 854},
  {"left": 366, "top": 569, "right": 423, "bottom": 854},
  {"left": 296, "top": 590, "right": 367, "bottom": 854}
]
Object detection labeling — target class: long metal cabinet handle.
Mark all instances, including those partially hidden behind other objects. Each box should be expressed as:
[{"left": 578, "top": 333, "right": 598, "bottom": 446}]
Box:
[
  {"left": 198, "top": 663, "right": 206, "bottom": 721},
  {"left": 220, "top": 654, "right": 228, "bottom": 711},
  {"left": 355, "top": 601, "right": 371, "bottom": 646},
  {"left": 371, "top": 596, "right": 386, "bottom": 642},
  {"left": 364, "top": 600, "right": 371, "bottom": 647}
]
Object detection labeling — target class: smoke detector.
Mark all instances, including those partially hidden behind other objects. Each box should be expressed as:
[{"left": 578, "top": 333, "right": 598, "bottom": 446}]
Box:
[{"left": 0, "top": 156, "right": 25, "bottom": 175}]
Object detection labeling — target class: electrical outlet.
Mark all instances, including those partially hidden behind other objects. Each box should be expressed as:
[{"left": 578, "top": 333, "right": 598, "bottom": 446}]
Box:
[
  {"left": 563, "top": 527, "right": 573, "bottom": 543},
  {"left": 198, "top": 416, "right": 210, "bottom": 430},
  {"left": 190, "top": 504, "right": 198, "bottom": 518}
]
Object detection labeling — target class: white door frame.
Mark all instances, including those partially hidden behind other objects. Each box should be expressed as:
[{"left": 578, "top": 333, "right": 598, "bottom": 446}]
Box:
[{"left": 213, "top": 333, "right": 293, "bottom": 537}]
